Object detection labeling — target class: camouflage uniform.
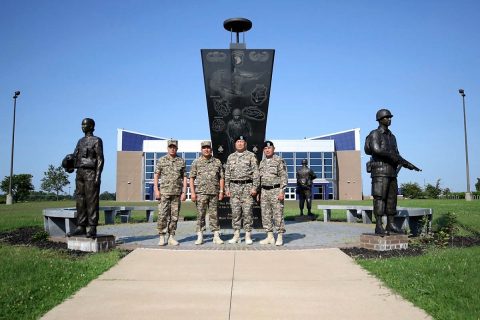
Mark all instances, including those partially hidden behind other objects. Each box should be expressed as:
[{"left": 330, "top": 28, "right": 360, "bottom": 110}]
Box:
[
  {"left": 155, "top": 155, "right": 186, "bottom": 235},
  {"left": 259, "top": 154, "right": 288, "bottom": 233},
  {"left": 225, "top": 150, "right": 259, "bottom": 232},
  {"left": 190, "top": 155, "right": 224, "bottom": 232}
]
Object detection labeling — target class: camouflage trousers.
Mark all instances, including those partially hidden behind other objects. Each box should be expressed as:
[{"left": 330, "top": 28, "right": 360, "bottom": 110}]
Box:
[
  {"left": 195, "top": 194, "right": 220, "bottom": 232},
  {"left": 157, "top": 194, "right": 181, "bottom": 235},
  {"left": 260, "top": 188, "right": 285, "bottom": 233},
  {"left": 229, "top": 183, "right": 254, "bottom": 232}
]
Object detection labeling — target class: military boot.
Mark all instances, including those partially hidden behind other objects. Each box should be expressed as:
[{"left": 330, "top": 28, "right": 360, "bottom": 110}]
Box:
[
  {"left": 228, "top": 230, "right": 241, "bottom": 244},
  {"left": 275, "top": 233, "right": 284, "bottom": 246},
  {"left": 158, "top": 235, "right": 166, "bottom": 246},
  {"left": 375, "top": 216, "right": 385, "bottom": 236},
  {"left": 67, "top": 226, "right": 86, "bottom": 237},
  {"left": 245, "top": 231, "right": 253, "bottom": 245},
  {"left": 260, "top": 232, "right": 275, "bottom": 245},
  {"left": 213, "top": 231, "right": 224, "bottom": 244},
  {"left": 386, "top": 216, "right": 402, "bottom": 234},
  {"left": 194, "top": 232, "right": 203, "bottom": 245},
  {"left": 86, "top": 226, "right": 97, "bottom": 238},
  {"left": 168, "top": 234, "right": 179, "bottom": 246}
]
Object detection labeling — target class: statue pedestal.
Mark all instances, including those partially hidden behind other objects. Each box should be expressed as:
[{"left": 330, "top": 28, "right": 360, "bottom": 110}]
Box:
[
  {"left": 360, "top": 233, "right": 408, "bottom": 251},
  {"left": 67, "top": 235, "right": 116, "bottom": 252},
  {"left": 294, "top": 214, "right": 316, "bottom": 222}
]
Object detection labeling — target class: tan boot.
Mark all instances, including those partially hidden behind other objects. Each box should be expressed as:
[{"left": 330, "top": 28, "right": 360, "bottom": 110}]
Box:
[
  {"left": 228, "top": 230, "right": 241, "bottom": 244},
  {"left": 275, "top": 233, "right": 284, "bottom": 246},
  {"left": 194, "top": 232, "right": 203, "bottom": 245},
  {"left": 168, "top": 234, "right": 179, "bottom": 246},
  {"left": 213, "top": 231, "right": 224, "bottom": 244},
  {"left": 260, "top": 232, "right": 275, "bottom": 245},
  {"left": 158, "top": 235, "right": 166, "bottom": 246},
  {"left": 245, "top": 231, "right": 253, "bottom": 245}
]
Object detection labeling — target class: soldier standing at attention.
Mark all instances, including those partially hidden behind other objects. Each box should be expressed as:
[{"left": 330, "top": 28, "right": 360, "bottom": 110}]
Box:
[
  {"left": 296, "top": 159, "right": 317, "bottom": 216},
  {"left": 225, "top": 135, "right": 259, "bottom": 245},
  {"left": 189, "top": 140, "right": 225, "bottom": 245},
  {"left": 66, "top": 118, "right": 104, "bottom": 238},
  {"left": 154, "top": 139, "right": 187, "bottom": 246},
  {"left": 365, "top": 109, "right": 421, "bottom": 235},
  {"left": 258, "top": 141, "right": 288, "bottom": 246}
]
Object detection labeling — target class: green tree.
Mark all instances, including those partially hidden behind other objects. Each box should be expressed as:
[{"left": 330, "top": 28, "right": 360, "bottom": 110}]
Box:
[
  {"left": 475, "top": 178, "right": 480, "bottom": 192},
  {"left": 0, "top": 174, "right": 34, "bottom": 202},
  {"left": 41, "top": 165, "right": 70, "bottom": 201},
  {"left": 400, "top": 182, "right": 423, "bottom": 199},
  {"left": 425, "top": 179, "right": 442, "bottom": 199},
  {"left": 99, "top": 191, "right": 116, "bottom": 200}
]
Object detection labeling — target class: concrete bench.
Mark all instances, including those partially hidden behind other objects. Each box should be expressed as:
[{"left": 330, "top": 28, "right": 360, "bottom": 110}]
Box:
[
  {"left": 43, "top": 206, "right": 156, "bottom": 236},
  {"left": 317, "top": 205, "right": 433, "bottom": 236}
]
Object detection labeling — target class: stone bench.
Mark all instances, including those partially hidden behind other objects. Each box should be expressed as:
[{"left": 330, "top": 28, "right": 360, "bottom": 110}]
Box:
[
  {"left": 317, "top": 205, "right": 433, "bottom": 236},
  {"left": 43, "top": 206, "right": 157, "bottom": 236}
]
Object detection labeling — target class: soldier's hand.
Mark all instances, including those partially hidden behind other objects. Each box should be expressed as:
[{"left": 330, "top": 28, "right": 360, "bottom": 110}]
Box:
[
  {"left": 225, "top": 191, "right": 231, "bottom": 198},
  {"left": 191, "top": 193, "right": 197, "bottom": 202},
  {"left": 154, "top": 190, "right": 161, "bottom": 201},
  {"left": 278, "top": 192, "right": 285, "bottom": 201},
  {"left": 250, "top": 189, "right": 257, "bottom": 197},
  {"left": 180, "top": 193, "right": 187, "bottom": 201},
  {"left": 218, "top": 193, "right": 224, "bottom": 201}
]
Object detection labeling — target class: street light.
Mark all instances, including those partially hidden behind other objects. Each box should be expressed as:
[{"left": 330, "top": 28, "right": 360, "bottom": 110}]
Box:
[
  {"left": 458, "top": 89, "right": 472, "bottom": 201},
  {"left": 6, "top": 91, "right": 21, "bottom": 205}
]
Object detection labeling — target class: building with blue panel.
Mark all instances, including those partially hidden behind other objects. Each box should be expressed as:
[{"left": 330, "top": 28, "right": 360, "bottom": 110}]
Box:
[{"left": 116, "top": 128, "right": 362, "bottom": 201}]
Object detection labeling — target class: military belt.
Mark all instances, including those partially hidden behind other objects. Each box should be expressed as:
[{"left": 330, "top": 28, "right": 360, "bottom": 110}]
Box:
[
  {"left": 261, "top": 184, "right": 281, "bottom": 190},
  {"left": 230, "top": 179, "right": 253, "bottom": 184}
]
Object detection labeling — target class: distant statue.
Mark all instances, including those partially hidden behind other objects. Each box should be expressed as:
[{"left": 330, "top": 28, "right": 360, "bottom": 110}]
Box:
[
  {"left": 226, "top": 108, "right": 252, "bottom": 153},
  {"left": 63, "top": 118, "right": 104, "bottom": 238},
  {"left": 365, "top": 109, "right": 421, "bottom": 235},
  {"left": 296, "top": 159, "right": 317, "bottom": 215}
]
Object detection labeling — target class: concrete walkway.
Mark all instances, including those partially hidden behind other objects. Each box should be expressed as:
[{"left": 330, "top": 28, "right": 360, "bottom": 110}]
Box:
[{"left": 42, "top": 248, "right": 431, "bottom": 320}]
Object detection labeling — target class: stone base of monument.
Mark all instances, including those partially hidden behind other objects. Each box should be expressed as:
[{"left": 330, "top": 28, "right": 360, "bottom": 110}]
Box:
[
  {"left": 294, "top": 214, "right": 316, "bottom": 222},
  {"left": 360, "top": 233, "right": 408, "bottom": 251},
  {"left": 67, "top": 235, "right": 116, "bottom": 252}
]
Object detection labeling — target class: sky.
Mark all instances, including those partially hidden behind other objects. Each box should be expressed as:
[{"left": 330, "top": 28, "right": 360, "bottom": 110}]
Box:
[{"left": 1, "top": 0, "right": 479, "bottom": 196}]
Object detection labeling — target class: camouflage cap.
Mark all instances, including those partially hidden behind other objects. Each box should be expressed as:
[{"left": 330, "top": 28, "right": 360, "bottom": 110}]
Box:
[
  {"left": 234, "top": 135, "right": 247, "bottom": 143},
  {"left": 167, "top": 139, "right": 178, "bottom": 147},
  {"left": 201, "top": 140, "right": 212, "bottom": 147},
  {"left": 263, "top": 140, "right": 274, "bottom": 148}
]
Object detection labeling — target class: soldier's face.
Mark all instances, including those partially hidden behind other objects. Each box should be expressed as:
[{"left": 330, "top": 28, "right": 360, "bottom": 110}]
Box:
[
  {"left": 201, "top": 145, "right": 212, "bottom": 157},
  {"left": 263, "top": 146, "right": 274, "bottom": 158},
  {"left": 379, "top": 117, "right": 392, "bottom": 126},
  {"left": 235, "top": 139, "right": 246, "bottom": 152},
  {"left": 168, "top": 145, "right": 178, "bottom": 157}
]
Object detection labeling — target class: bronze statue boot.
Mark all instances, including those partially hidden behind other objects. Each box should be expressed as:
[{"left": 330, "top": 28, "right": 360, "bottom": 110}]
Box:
[
  {"left": 86, "top": 226, "right": 97, "bottom": 238},
  {"left": 67, "top": 226, "right": 86, "bottom": 237},
  {"left": 374, "top": 217, "right": 385, "bottom": 236},
  {"left": 386, "top": 216, "right": 402, "bottom": 234}
]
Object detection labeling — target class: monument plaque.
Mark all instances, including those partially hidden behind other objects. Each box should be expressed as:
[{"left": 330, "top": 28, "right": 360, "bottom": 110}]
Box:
[{"left": 201, "top": 18, "right": 274, "bottom": 228}]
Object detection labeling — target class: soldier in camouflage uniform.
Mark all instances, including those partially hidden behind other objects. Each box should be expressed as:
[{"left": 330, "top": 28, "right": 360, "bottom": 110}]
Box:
[
  {"left": 154, "top": 139, "right": 187, "bottom": 246},
  {"left": 258, "top": 141, "right": 288, "bottom": 246},
  {"left": 189, "top": 140, "right": 225, "bottom": 245},
  {"left": 225, "top": 135, "right": 259, "bottom": 245}
]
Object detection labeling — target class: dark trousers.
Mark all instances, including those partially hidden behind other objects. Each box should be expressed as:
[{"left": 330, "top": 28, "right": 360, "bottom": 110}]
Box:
[
  {"left": 76, "top": 168, "right": 100, "bottom": 227},
  {"left": 372, "top": 176, "right": 397, "bottom": 217}
]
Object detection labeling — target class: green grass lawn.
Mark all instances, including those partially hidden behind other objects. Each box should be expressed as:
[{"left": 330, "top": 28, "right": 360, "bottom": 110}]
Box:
[
  {"left": 1, "top": 199, "right": 479, "bottom": 319},
  {"left": 358, "top": 246, "right": 480, "bottom": 320},
  {"left": 0, "top": 244, "right": 124, "bottom": 320}
]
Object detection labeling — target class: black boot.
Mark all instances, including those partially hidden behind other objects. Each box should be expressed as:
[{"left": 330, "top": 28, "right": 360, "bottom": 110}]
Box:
[
  {"left": 374, "top": 216, "right": 385, "bottom": 236},
  {"left": 386, "top": 216, "right": 402, "bottom": 234},
  {"left": 86, "top": 226, "right": 97, "bottom": 238},
  {"left": 67, "top": 226, "right": 86, "bottom": 237}
]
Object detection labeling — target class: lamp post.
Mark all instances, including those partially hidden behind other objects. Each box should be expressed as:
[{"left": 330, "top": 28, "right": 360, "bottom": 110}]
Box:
[
  {"left": 458, "top": 89, "right": 472, "bottom": 201},
  {"left": 6, "top": 91, "right": 21, "bottom": 205}
]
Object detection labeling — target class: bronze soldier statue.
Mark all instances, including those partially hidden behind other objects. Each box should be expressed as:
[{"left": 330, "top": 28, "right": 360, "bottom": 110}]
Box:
[
  {"left": 365, "top": 109, "right": 421, "bottom": 235},
  {"left": 296, "top": 159, "right": 317, "bottom": 216},
  {"left": 63, "top": 118, "right": 104, "bottom": 238}
]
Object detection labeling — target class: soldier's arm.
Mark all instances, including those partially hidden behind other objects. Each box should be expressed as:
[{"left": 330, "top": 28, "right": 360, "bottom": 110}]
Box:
[
  {"left": 224, "top": 157, "right": 231, "bottom": 196},
  {"left": 251, "top": 154, "right": 259, "bottom": 196},
  {"left": 154, "top": 160, "right": 161, "bottom": 200},
  {"left": 278, "top": 159, "right": 288, "bottom": 200},
  {"left": 180, "top": 159, "right": 187, "bottom": 201},
  {"left": 95, "top": 138, "right": 104, "bottom": 184},
  {"left": 370, "top": 131, "right": 400, "bottom": 163}
]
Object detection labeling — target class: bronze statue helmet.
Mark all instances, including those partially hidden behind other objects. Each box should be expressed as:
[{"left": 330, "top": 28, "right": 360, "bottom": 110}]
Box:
[{"left": 376, "top": 109, "right": 393, "bottom": 121}]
